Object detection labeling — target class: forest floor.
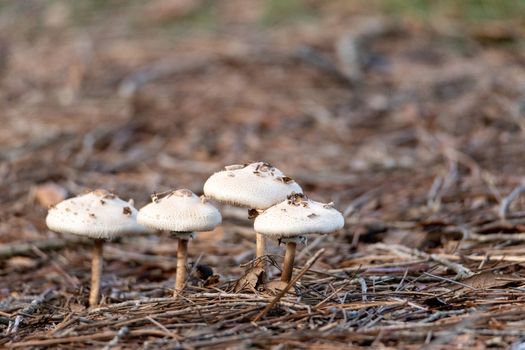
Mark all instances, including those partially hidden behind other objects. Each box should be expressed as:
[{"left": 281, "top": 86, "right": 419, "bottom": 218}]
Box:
[{"left": 1, "top": 1, "right": 525, "bottom": 348}]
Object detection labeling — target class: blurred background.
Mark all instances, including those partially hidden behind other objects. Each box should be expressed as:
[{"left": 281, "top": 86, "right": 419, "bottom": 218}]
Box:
[{"left": 2, "top": 0, "right": 525, "bottom": 313}]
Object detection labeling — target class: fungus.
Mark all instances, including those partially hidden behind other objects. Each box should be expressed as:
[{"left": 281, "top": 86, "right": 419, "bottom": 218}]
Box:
[
  {"left": 46, "top": 189, "right": 149, "bottom": 307},
  {"left": 203, "top": 162, "right": 302, "bottom": 271},
  {"left": 137, "top": 189, "right": 221, "bottom": 294},
  {"left": 254, "top": 193, "right": 344, "bottom": 282}
]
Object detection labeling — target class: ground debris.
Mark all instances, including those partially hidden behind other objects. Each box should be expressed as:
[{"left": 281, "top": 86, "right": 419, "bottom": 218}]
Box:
[{"left": 2, "top": 1, "right": 525, "bottom": 348}]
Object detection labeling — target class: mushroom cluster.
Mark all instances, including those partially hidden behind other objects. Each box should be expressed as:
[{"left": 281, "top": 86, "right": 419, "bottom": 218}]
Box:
[
  {"left": 45, "top": 162, "right": 344, "bottom": 306},
  {"left": 204, "top": 162, "right": 302, "bottom": 273}
]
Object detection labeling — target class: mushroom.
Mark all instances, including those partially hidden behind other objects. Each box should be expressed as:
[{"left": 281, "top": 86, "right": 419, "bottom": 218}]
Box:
[
  {"left": 203, "top": 162, "right": 302, "bottom": 270},
  {"left": 46, "top": 189, "right": 149, "bottom": 307},
  {"left": 254, "top": 193, "right": 344, "bottom": 283},
  {"left": 137, "top": 189, "right": 221, "bottom": 294}
]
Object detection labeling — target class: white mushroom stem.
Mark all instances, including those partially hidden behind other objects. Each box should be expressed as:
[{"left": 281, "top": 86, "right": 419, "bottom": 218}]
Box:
[
  {"left": 175, "top": 236, "right": 190, "bottom": 294},
  {"left": 280, "top": 236, "right": 304, "bottom": 283},
  {"left": 250, "top": 209, "right": 267, "bottom": 275},
  {"left": 89, "top": 239, "right": 104, "bottom": 307},
  {"left": 281, "top": 241, "right": 297, "bottom": 283},
  {"left": 256, "top": 233, "right": 266, "bottom": 260}
]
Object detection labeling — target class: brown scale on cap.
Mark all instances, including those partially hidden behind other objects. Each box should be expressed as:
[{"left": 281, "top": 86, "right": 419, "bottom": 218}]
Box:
[
  {"left": 151, "top": 189, "right": 173, "bottom": 203},
  {"left": 152, "top": 189, "right": 194, "bottom": 202},
  {"left": 253, "top": 162, "right": 274, "bottom": 175},
  {"left": 276, "top": 176, "right": 295, "bottom": 184},
  {"left": 287, "top": 193, "right": 308, "bottom": 206}
]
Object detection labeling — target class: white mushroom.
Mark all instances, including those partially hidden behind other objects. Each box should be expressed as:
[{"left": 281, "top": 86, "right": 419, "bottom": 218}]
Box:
[
  {"left": 203, "top": 162, "right": 302, "bottom": 269},
  {"left": 254, "top": 193, "right": 344, "bottom": 282},
  {"left": 137, "top": 189, "right": 221, "bottom": 294},
  {"left": 204, "top": 162, "right": 302, "bottom": 210},
  {"left": 46, "top": 189, "right": 149, "bottom": 307}
]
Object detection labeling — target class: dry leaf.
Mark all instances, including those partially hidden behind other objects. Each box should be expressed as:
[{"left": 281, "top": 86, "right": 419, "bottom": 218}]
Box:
[
  {"left": 204, "top": 275, "right": 220, "bottom": 288},
  {"left": 6, "top": 256, "right": 38, "bottom": 269},
  {"left": 69, "top": 303, "right": 86, "bottom": 313},
  {"left": 262, "top": 280, "right": 295, "bottom": 296},
  {"left": 33, "top": 183, "right": 67, "bottom": 208},
  {"left": 234, "top": 265, "right": 265, "bottom": 293},
  {"left": 383, "top": 230, "right": 428, "bottom": 248},
  {"left": 462, "top": 271, "right": 515, "bottom": 290}
]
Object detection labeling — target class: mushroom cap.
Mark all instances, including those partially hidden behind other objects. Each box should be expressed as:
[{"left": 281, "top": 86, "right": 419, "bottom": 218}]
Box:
[
  {"left": 137, "top": 189, "right": 222, "bottom": 233},
  {"left": 203, "top": 162, "right": 302, "bottom": 210},
  {"left": 254, "top": 193, "right": 344, "bottom": 238},
  {"left": 46, "top": 189, "right": 150, "bottom": 240}
]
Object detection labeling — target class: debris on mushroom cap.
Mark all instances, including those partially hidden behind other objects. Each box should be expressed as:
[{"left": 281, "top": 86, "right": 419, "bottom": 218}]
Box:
[
  {"left": 254, "top": 195, "right": 344, "bottom": 238},
  {"left": 137, "top": 188, "right": 222, "bottom": 233},
  {"left": 173, "top": 188, "right": 194, "bottom": 197},
  {"left": 203, "top": 162, "right": 303, "bottom": 210},
  {"left": 224, "top": 164, "right": 246, "bottom": 171},
  {"left": 46, "top": 189, "right": 150, "bottom": 240},
  {"left": 287, "top": 192, "right": 308, "bottom": 206}
]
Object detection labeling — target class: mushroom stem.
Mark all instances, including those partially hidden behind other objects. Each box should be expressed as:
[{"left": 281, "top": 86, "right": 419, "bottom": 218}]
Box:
[
  {"left": 89, "top": 239, "right": 104, "bottom": 307},
  {"left": 250, "top": 208, "right": 267, "bottom": 275},
  {"left": 175, "top": 238, "right": 189, "bottom": 294},
  {"left": 255, "top": 233, "right": 266, "bottom": 259},
  {"left": 281, "top": 241, "right": 297, "bottom": 283}
]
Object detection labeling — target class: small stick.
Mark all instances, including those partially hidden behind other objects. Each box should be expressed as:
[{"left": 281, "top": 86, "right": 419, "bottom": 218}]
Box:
[
  {"left": 175, "top": 238, "right": 189, "bottom": 294},
  {"left": 376, "top": 243, "right": 473, "bottom": 279},
  {"left": 499, "top": 184, "right": 525, "bottom": 220},
  {"left": 7, "top": 329, "right": 174, "bottom": 348},
  {"left": 467, "top": 232, "right": 525, "bottom": 242},
  {"left": 102, "top": 326, "right": 129, "bottom": 350},
  {"left": 6, "top": 289, "right": 55, "bottom": 334},
  {"left": 281, "top": 242, "right": 297, "bottom": 282},
  {"left": 358, "top": 277, "right": 368, "bottom": 302},
  {"left": 252, "top": 248, "right": 325, "bottom": 322},
  {"left": 89, "top": 239, "right": 104, "bottom": 307},
  {"left": 146, "top": 316, "right": 182, "bottom": 340}
]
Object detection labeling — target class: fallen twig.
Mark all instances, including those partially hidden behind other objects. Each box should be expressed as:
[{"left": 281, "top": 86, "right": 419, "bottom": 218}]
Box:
[
  {"left": 252, "top": 249, "right": 325, "bottom": 322},
  {"left": 101, "top": 326, "right": 129, "bottom": 350},
  {"left": 499, "top": 184, "right": 525, "bottom": 220},
  {"left": 6, "top": 289, "right": 56, "bottom": 335},
  {"left": 375, "top": 244, "right": 474, "bottom": 279}
]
